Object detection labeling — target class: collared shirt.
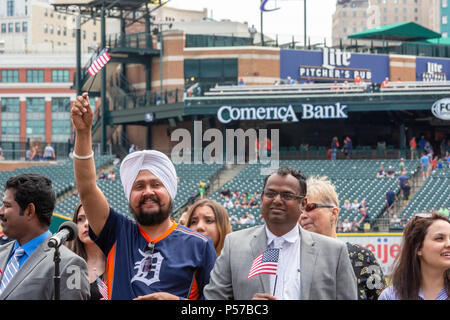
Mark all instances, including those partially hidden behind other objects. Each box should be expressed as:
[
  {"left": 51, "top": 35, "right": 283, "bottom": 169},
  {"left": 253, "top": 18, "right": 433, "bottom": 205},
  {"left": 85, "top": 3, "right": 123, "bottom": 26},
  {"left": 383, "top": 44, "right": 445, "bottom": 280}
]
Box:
[
  {"left": 379, "top": 285, "right": 449, "bottom": 300},
  {"left": 265, "top": 224, "right": 301, "bottom": 300},
  {"left": 9, "top": 230, "right": 52, "bottom": 269}
]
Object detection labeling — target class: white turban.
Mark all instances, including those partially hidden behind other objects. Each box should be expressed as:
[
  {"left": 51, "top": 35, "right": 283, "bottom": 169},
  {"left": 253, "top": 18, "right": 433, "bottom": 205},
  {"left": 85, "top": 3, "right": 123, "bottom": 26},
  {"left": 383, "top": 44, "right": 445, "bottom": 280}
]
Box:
[{"left": 119, "top": 150, "right": 177, "bottom": 202}]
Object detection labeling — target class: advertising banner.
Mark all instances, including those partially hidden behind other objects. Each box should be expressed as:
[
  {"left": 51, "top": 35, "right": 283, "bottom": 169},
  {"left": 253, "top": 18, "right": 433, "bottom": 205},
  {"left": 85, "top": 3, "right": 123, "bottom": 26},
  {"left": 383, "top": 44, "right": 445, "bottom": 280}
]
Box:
[
  {"left": 337, "top": 233, "right": 402, "bottom": 275},
  {"left": 416, "top": 56, "right": 450, "bottom": 81},
  {"left": 281, "top": 49, "right": 389, "bottom": 84}
]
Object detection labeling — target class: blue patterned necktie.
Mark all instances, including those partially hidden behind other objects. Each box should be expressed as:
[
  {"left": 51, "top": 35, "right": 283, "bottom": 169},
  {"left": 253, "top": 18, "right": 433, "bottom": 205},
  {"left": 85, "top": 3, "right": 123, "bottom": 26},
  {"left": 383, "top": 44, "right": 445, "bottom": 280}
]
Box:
[{"left": 0, "top": 247, "right": 25, "bottom": 294}]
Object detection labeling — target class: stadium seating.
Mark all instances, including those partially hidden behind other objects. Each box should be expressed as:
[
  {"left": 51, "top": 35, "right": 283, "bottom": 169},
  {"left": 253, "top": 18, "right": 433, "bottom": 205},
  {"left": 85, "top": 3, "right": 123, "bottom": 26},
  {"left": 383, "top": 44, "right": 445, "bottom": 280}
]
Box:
[
  {"left": 208, "top": 159, "right": 419, "bottom": 231},
  {"left": 399, "top": 167, "right": 450, "bottom": 221}
]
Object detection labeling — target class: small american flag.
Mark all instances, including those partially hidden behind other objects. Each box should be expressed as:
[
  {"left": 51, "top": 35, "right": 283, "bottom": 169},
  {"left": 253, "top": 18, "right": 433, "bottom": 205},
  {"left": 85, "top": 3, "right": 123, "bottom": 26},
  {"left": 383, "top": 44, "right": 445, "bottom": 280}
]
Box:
[
  {"left": 95, "top": 274, "right": 109, "bottom": 300},
  {"left": 248, "top": 248, "right": 279, "bottom": 279},
  {"left": 87, "top": 48, "right": 111, "bottom": 77}
]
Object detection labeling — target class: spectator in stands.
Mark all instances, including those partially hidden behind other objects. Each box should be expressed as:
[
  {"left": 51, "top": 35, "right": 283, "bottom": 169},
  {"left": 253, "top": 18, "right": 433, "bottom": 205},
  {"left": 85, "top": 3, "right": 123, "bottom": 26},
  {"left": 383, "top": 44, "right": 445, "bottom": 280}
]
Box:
[
  {"left": 223, "top": 196, "right": 234, "bottom": 209},
  {"left": 390, "top": 214, "right": 401, "bottom": 228},
  {"left": 68, "top": 148, "right": 74, "bottom": 160},
  {"left": 386, "top": 187, "right": 396, "bottom": 214},
  {"left": 229, "top": 215, "right": 239, "bottom": 225},
  {"left": 418, "top": 135, "right": 426, "bottom": 152},
  {"left": 0, "top": 147, "right": 4, "bottom": 160},
  {"left": 198, "top": 181, "right": 205, "bottom": 199},
  {"left": 25, "top": 148, "right": 32, "bottom": 161},
  {"left": 381, "top": 77, "right": 389, "bottom": 89},
  {"left": 377, "top": 165, "right": 386, "bottom": 178},
  {"left": 287, "top": 76, "right": 295, "bottom": 84},
  {"left": 342, "top": 218, "right": 352, "bottom": 232},
  {"left": 31, "top": 145, "right": 41, "bottom": 161},
  {"left": 238, "top": 78, "right": 246, "bottom": 86},
  {"left": 71, "top": 93, "right": 217, "bottom": 300},
  {"left": 343, "top": 137, "right": 353, "bottom": 159},
  {"left": 424, "top": 140, "right": 433, "bottom": 155},
  {"left": 128, "top": 144, "right": 136, "bottom": 154},
  {"left": 386, "top": 166, "right": 395, "bottom": 178},
  {"left": 431, "top": 156, "right": 438, "bottom": 171},
  {"left": 343, "top": 199, "right": 351, "bottom": 210},
  {"left": 358, "top": 199, "right": 369, "bottom": 224},
  {"left": 67, "top": 202, "right": 107, "bottom": 300},
  {"left": 98, "top": 169, "right": 108, "bottom": 180},
  {"left": 107, "top": 170, "right": 116, "bottom": 180},
  {"left": 400, "top": 215, "right": 407, "bottom": 227},
  {"left": 420, "top": 151, "right": 430, "bottom": 179},
  {"left": 437, "top": 158, "right": 443, "bottom": 169},
  {"left": 248, "top": 196, "right": 258, "bottom": 208},
  {"left": 187, "top": 192, "right": 196, "bottom": 205},
  {"left": 410, "top": 137, "right": 417, "bottom": 160},
  {"left": 239, "top": 214, "right": 250, "bottom": 225},
  {"left": 379, "top": 212, "right": 450, "bottom": 300},
  {"left": 298, "top": 176, "right": 386, "bottom": 299},
  {"left": 331, "top": 136, "right": 339, "bottom": 161},
  {"left": 336, "top": 219, "right": 343, "bottom": 233},
  {"left": 331, "top": 81, "right": 339, "bottom": 91},
  {"left": 219, "top": 188, "right": 231, "bottom": 199},
  {"left": 399, "top": 158, "right": 406, "bottom": 171},
  {"left": 351, "top": 218, "right": 360, "bottom": 232},
  {"left": 43, "top": 143, "right": 56, "bottom": 161},
  {"left": 354, "top": 74, "right": 362, "bottom": 85},
  {"left": 438, "top": 205, "right": 449, "bottom": 217},
  {"left": 184, "top": 199, "right": 232, "bottom": 256},
  {"left": 352, "top": 199, "right": 360, "bottom": 211},
  {"left": 204, "top": 166, "right": 357, "bottom": 300}
]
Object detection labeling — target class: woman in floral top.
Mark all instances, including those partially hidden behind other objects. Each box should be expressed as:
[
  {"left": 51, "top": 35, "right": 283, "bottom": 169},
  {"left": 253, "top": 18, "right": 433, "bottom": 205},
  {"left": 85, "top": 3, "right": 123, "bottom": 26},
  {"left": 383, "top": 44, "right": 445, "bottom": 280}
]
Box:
[{"left": 298, "top": 175, "right": 386, "bottom": 300}]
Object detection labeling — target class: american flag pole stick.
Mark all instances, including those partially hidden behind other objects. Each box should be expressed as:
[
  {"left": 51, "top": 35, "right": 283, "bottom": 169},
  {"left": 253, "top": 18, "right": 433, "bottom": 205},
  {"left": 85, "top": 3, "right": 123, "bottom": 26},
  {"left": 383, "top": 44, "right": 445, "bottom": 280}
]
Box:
[
  {"left": 86, "top": 71, "right": 98, "bottom": 93},
  {"left": 272, "top": 275, "right": 278, "bottom": 296}
]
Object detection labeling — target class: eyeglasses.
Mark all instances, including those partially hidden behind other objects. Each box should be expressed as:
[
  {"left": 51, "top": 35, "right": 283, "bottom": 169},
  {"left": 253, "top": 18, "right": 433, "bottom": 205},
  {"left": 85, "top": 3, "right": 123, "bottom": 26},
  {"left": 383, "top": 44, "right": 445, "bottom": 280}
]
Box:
[
  {"left": 304, "top": 203, "right": 335, "bottom": 212},
  {"left": 262, "top": 190, "right": 305, "bottom": 201},
  {"left": 143, "top": 241, "right": 155, "bottom": 273}
]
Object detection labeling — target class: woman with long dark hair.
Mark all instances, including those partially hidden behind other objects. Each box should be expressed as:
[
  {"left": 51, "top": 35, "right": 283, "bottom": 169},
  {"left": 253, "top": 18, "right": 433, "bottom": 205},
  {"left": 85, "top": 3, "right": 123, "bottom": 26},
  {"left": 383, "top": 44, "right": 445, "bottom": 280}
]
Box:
[
  {"left": 379, "top": 212, "right": 450, "bottom": 300},
  {"left": 66, "top": 202, "right": 107, "bottom": 300}
]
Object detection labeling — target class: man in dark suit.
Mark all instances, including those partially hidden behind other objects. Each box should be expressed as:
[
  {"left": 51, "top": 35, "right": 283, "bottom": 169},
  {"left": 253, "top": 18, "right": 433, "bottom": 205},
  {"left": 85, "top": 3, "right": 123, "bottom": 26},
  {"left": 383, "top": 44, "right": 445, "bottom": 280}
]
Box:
[{"left": 0, "top": 173, "right": 90, "bottom": 300}]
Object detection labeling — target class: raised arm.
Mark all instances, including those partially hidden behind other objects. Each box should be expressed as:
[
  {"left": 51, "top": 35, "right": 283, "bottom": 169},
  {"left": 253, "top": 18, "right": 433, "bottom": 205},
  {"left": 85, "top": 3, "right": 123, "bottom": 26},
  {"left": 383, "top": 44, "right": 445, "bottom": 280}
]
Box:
[{"left": 71, "top": 92, "right": 110, "bottom": 235}]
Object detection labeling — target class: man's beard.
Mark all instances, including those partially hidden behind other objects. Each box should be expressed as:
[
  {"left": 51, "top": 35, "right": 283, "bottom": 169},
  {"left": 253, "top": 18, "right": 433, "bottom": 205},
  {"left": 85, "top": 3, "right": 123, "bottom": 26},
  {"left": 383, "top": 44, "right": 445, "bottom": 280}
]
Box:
[{"left": 130, "top": 195, "right": 172, "bottom": 226}]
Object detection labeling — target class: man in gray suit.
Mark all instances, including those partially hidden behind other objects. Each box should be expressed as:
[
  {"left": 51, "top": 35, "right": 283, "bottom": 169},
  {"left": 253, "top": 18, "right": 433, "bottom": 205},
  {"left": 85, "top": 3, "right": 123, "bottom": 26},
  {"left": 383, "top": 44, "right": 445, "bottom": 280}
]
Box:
[
  {"left": 204, "top": 166, "right": 357, "bottom": 300},
  {"left": 0, "top": 173, "right": 90, "bottom": 300}
]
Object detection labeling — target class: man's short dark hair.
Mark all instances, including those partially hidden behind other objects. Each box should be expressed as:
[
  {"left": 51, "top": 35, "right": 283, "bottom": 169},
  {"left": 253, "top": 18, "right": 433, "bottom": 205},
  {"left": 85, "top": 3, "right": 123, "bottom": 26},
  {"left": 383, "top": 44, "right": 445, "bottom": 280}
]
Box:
[
  {"left": 5, "top": 173, "right": 55, "bottom": 227},
  {"left": 262, "top": 165, "right": 307, "bottom": 197}
]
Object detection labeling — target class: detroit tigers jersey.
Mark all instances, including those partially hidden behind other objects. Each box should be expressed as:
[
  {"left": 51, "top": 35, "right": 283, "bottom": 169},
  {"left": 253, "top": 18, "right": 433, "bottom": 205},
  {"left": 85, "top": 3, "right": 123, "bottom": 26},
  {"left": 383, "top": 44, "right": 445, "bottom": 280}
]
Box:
[{"left": 89, "top": 207, "right": 217, "bottom": 300}]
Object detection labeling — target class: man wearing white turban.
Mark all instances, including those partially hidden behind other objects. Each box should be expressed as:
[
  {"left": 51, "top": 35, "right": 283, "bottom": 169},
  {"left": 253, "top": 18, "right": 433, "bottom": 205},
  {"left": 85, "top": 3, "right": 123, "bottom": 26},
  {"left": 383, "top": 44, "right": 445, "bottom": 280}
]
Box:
[{"left": 71, "top": 93, "right": 217, "bottom": 300}]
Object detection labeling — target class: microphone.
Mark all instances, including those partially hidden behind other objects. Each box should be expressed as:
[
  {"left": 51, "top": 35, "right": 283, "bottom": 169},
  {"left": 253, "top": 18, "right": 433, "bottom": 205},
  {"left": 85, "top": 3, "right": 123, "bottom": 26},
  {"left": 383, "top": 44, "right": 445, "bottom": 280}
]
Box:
[{"left": 48, "top": 221, "right": 78, "bottom": 248}]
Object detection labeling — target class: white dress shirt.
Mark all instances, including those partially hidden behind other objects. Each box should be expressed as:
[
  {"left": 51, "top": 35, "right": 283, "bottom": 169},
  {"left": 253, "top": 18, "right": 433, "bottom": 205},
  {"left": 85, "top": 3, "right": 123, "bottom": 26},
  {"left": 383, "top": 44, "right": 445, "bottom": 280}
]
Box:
[{"left": 265, "top": 224, "right": 301, "bottom": 300}]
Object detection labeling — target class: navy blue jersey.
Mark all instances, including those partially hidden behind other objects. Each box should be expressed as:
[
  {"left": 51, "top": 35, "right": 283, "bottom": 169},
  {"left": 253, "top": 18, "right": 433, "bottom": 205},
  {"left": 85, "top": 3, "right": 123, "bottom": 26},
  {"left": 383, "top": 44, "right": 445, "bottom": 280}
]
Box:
[{"left": 89, "top": 207, "right": 217, "bottom": 300}]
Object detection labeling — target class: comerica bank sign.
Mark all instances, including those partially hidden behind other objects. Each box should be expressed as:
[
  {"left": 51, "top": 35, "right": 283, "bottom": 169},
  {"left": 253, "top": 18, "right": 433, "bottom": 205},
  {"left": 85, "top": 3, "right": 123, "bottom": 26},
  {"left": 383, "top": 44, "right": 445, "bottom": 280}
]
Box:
[{"left": 217, "top": 103, "right": 348, "bottom": 124}]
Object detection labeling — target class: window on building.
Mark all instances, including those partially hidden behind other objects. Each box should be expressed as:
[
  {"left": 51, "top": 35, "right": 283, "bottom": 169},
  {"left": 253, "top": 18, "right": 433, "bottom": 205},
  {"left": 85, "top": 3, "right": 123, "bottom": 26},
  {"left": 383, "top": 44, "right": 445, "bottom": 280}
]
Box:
[
  {"left": 1, "top": 70, "right": 19, "bottom": 82},
  {"left": 1, "top": 97, "right": 20, "bottom": 112},
  {"left": 1, "top": 120, "right": 20, "bottom": 136},
  {"left": 51, "top": 97, "right": 70, "bottom": 112},
  {"left": 443, "top": 15, "right": 448, "bottom": 24},
  {"left": 44, "top": 24, "right": 47, "bottom": 33},
  {"left": 443, "top": 32, "right": 448, "bottom": 37},
  {"left": 63, "top": 27, "right": 66, "bottom": 36},
  {"left": 7, "top": 0, "right": 14, "bottom": 16},
  {"left": 26, "top": 120, "right": 45, "bottom": 135},
  {"left": 26, "top": 97, "right": 45, "bottom": 112},
  {"left": 8, "top": 23, "right": 13, "bottom": 32},
  {"left": 444, "top": 0, "right": 448, "bottom": 8},
  {"left": 15, "top": 23, "right": 20, "bottom": 32},
  {"left": 22, "top": 22, "right": 27, "bottom": 32},
  {"left": 52, "top": 70, "right": 70, "bottom": 82},
  {"left": 1, "top": 24, "right": 6, "bottom": 33},
  {"left": 93, "top": 32, "right": 97, "bottom": 41},
  {"left": 57, "top": 26, "right": 60, "bottom": 35},
  {"left": 26, "top": 70, "right": 44, "bottom": 82},
  {"left": 49, "top": 25, "right": 54, "bottom": 34}
]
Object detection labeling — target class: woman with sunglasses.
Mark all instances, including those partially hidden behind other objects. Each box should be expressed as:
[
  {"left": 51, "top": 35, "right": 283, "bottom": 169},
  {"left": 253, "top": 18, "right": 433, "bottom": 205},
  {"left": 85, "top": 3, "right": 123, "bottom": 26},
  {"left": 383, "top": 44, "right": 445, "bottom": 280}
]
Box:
[
  {"left": 379, "top": 212, "right": 450, "bottom": 300},
  {"left": 299, "top": 176, "right": 386, "bottom": 300}
]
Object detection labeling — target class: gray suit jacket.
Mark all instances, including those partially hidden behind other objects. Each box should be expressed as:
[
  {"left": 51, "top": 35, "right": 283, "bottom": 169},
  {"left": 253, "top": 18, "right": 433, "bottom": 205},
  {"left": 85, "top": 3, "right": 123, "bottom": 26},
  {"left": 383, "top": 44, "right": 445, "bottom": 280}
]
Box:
[
  {"left": 0, "top": 236, "right": 90, "bottom": 300},
  {"left": 204, "top": 225, "right": 357, "bottom": 300}
]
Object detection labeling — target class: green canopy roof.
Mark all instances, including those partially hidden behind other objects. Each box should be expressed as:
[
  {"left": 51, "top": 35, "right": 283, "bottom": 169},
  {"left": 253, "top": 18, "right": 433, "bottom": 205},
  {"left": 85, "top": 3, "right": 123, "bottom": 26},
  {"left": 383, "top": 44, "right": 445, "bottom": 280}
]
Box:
[{"left": 348, "top": 22, "right": 441, "bottom": 42}]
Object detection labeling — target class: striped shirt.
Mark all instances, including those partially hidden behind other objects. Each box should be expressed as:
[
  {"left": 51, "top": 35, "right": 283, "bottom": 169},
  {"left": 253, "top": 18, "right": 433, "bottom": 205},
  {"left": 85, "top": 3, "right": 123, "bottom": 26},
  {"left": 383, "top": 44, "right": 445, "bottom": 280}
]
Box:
[{"left": 379, "top": 285, "right": 449, "bottom": 300}]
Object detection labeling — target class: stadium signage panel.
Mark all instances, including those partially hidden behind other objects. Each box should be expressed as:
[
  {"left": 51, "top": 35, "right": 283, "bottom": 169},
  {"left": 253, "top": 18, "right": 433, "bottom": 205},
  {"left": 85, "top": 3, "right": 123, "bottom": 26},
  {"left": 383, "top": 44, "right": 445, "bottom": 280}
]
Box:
[
  {"left": 416, "top": 57, "right": 450, "bottom": 81},
  {"left": 431, "top": 98, "right": 450, "bottom": 120},
  {"left": 217, "top": 103, "right": 348, "bottom": 123},
  {"left": 281, "top": 49, "right": 389, "bottom": 83}
]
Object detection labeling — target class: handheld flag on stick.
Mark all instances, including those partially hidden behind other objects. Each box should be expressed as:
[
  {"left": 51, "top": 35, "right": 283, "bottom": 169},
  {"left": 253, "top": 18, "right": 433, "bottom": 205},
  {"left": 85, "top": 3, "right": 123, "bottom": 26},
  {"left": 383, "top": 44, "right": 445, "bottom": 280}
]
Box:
[
  {"left": 248, "top": 248, "right": 279, "bottom": 279},
  {"left": 88, "top": 48, "right": 111, "bottom": 77},
  {"left": 94, "top": 268, "right": 108, "bottom": 300},
  {"left": 86, "top": 48, "right": 110, "bottom": 93}
]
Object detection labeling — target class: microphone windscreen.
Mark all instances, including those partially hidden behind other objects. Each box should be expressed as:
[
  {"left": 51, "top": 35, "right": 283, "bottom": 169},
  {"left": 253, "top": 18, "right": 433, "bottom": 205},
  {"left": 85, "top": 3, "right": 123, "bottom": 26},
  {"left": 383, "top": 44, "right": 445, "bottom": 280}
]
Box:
[{"left": 58, "top": 221, "right": 78, "bottom": 242}]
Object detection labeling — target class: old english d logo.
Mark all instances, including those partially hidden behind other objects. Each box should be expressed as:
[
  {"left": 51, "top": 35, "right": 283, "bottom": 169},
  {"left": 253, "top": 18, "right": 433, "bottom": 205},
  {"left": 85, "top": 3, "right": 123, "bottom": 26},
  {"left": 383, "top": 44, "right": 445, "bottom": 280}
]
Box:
[
  {"left": 260, "top": 0, "right": 280, "bottom": 12},
  {"left": 131, "top": 249, "right": 164, "bottom": 286}
]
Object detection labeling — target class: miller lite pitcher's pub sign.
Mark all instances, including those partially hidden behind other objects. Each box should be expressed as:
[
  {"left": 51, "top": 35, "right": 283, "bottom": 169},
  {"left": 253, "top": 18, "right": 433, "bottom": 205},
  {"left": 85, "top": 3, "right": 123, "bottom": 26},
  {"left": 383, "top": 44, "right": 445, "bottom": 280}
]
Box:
[{"left": 280, "top": 49, "right": 389, "bottom": 84}]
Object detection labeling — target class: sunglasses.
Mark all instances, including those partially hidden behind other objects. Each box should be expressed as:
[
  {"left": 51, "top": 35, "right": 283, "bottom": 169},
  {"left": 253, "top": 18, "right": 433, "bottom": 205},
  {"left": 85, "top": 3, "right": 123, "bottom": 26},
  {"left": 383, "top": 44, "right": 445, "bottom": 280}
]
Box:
[
  {"left": 143, "top": 241, "right": 155, "bottom": 273},
  {"left": 304, "top": 203, "right": 335, "bottom": 212},
  {"left": 263, "top": 190, "right": 305, "bottom": 201}
]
